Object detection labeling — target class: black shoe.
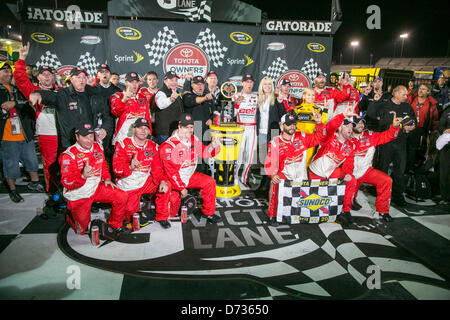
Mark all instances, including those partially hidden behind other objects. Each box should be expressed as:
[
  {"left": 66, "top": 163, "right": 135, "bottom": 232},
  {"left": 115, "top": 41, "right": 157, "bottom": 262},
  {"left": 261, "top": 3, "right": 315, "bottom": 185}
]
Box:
[
  {"left": 139, "top": 211, "right": 154, "bottom": 227},
  {"left": 101, "top": 224, "right": 124, "bottom": 241},
  {"left": 342, "top": 211, "right": 354, "bottom": 223},
  {"left": 268, "top": 217, "right": 279, "bottom": 227},
  {"left": 381, "top": 213, "right": 393, "bottom": 222},
  {"left": 9, "top": 190, "right": 24, "bottom": 203},
  {"left": 27, "top": 181, "right": 45, "bottom": 193},
  {"left": 158, "top": 220, "right": 172, "bottom": 229},
  {"left": 351, "top": 199, "right": 362, "bottom": 211},
  {"left": 205, "top": 214, "right": 222, "bottom": 224}
]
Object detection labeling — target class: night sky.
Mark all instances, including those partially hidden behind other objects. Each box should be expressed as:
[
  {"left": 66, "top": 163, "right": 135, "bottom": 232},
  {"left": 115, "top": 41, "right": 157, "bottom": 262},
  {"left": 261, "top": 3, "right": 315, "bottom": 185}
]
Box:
[
  {"left": 244, "top": 0, "right": 450, "bottom": 64},
  {"left": 2, "top": 0, "right": 449, "bottom": 65}
]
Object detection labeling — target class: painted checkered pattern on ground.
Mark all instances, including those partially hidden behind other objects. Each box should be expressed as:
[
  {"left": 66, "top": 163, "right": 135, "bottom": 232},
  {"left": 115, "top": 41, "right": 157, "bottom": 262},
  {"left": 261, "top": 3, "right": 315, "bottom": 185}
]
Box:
[
  {"left": 261, "top": 57, "right": 289, "bottom": 81},
  {"left": 277, "top": 179, "right": 346, "bottom": 224},
  {"left": 35, "top": 51, "right": 62, "bottom": 70},
  {"left": 145, "top": 26, "right": 179, "bottom": 66},
  {"left": 76, "top": 52, "right": 100, "bottom": 77},
  {"left": 195, "top": 28, "right": 228, "bottom": 68},
  {"left": 301, "top": 58, "right": 326, "bottom": 83}
]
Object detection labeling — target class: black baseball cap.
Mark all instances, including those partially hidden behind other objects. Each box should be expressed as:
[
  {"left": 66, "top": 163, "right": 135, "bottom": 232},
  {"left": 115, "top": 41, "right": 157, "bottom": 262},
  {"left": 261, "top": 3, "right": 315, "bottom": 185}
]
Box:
[
  {"left": 164, "top": 71, "right": 179, "bottom": 80},
  {"left": 352, "top": 115, "right": 365, "bottom": 124},
  {"left": 37, "top": 65, "right": 54, "bottom": 75},
  {"left": 192, "top": 75, "right": 205, "bottom": 84},
  {"left": 281, "top": 113, "right": 297, "bottom": 126},
  {"left": 75, "top": 123, "right": 95, "bottom": 136},
  {"left": 343, "top": 118, "right": 356, "bottom": 127},
  {"left": 179, "top": 113, "right": 195, "bottom": 127},
  {"left": 125, "top": 72, "right": 140, "bottom": 82},
  {"left": 134, "top": 118, "right": 151, "bottom": 129},
  {"left": 242, "top": 74, "right": 254, "bottom": 82},
  {"left": 280, "top": 79, "right": 291, "bottom": 86},
  {"left": 70, "top": 67, "right": 88, "bottom": 77},
  {"left": 97, "top": 64, "right": 110, "bottom": 72}
]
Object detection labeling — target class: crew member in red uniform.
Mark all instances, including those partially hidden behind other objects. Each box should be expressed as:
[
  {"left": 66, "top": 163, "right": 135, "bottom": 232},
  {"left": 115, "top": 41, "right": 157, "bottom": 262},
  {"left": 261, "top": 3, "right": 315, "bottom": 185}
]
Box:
[
  {"left": 60, "top": 122, "right": 128, "bottom": 239},
  {"left": 351, "top": 114, "right": 402, "bottom": 222},
  {"left": 159, "top": 114, "right": 222, "bottom": 224},
  {"left": 264, "top": 110, "right": 326, "bottom": 226},
  {"left": 308, "top": 106, "right": 358, "bottom": 224},
  {"left": 110, "top": 72, "right": 152, "bottom": 145},
  {"left": 334, "top": 76, "right": 361, "bottom": 115},
  {"left": 314, "top": 72, "right": 352, "bottom": 120},
  {"left": 113, "top": 118, "right": 174, "bottom": 229},
  {"left": 13, "top": 41, "right": 61, "bottom": 194},
  {"left": 275, "top": 79, "right": 300, "bottom": 113}
]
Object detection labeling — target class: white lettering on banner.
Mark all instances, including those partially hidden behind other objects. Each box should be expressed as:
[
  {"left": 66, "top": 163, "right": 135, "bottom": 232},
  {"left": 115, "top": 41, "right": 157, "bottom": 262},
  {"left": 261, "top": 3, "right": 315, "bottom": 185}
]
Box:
[
  {"left": 26, "top": 7, "right": 105, "bottom": 26},
  {"left": 264, "top": 19, "right": 333, "bottom": 34}
]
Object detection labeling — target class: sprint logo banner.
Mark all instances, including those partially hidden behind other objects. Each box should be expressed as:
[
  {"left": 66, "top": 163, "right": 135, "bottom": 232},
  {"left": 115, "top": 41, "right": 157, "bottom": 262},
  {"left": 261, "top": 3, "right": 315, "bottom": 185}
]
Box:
[{"left": 277, "top": 179, "right": 346, "bottom": 224}]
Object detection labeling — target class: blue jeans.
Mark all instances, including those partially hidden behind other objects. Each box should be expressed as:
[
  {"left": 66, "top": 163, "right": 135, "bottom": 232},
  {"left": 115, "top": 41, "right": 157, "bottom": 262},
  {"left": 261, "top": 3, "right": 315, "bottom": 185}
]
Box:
[{"left": 1, "top": 140, "right": 39, "bottom": 179}]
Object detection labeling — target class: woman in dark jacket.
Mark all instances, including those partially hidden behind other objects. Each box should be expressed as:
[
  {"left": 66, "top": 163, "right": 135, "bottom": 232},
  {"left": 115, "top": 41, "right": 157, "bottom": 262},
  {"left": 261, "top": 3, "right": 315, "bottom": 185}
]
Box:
[{"left": 256, "top": 77, "right": 285, "bottom": 191}]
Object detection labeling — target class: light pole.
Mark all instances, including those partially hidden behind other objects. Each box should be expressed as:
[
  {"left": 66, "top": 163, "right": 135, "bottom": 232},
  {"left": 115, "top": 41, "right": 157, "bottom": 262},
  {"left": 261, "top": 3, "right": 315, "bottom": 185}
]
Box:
[
  {"left": 351, "top": 41, "right": 359, "bottom": 65},
  {"left": 400, "top": 33, "right": 408, "bottom": 58}
]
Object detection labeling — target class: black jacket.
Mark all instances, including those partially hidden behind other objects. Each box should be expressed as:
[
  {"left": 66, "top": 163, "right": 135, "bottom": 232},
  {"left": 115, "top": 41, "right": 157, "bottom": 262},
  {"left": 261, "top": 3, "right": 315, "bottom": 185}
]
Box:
[
  {"left": 38, "top": 84, "right": 109, "bottom": 149},
  {"left": 0, "top": 83, "right": 36, "bottom": 142},
  {"left": 182, "top": 90, "right": 215, "bottom": 134},
  {"left": 365, "top": 91, "right": 393, "bottom": 131},
  {"left": 377, "top": 98, "right": 417, "bottom": 144},
  {"left": 256, "top": 100, "right": 285, "bottom": 142},
  {"left": 154, "top": 84, "right": 184, "bottom": 136}
]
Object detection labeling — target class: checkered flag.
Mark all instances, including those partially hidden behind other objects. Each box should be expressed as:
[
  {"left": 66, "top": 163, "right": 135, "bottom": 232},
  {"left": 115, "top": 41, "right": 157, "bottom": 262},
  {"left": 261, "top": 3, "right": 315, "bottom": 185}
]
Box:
[
  {"left": 35, "top": 51, "right": 62, "bottom": 70},
  {"left": 195, "top": 28, "right": 228, "bottom": 68},
  {"left": 224, "top": 0, "right": 253, "bottom": 21},
  {"left": 76, "top": 52, "right": 99, "bottom": 77},
  {"left": 277, "top": 179, "right": 346, "bottom": 224},
  {"left": 301, "top": 58, "right": 326, "bottom": 82},
  {"left": 144, "top": 26, "right": 179, "bottom": 66},
  {"left": 261, "top": 57, "right": 289, "bottom": 81},
  {"left": 171, "top": 0, "right": 212, "bottom": 22}
]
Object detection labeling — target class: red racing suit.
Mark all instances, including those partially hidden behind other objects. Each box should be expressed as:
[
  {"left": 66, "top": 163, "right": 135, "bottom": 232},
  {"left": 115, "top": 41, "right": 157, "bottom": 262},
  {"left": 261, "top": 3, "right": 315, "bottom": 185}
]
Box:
[
  {"left": 159, "top": 131, "right": 220, "bottom": 216},
  {"left": 110, "top": 91, "right": 152, "bottom": 145},
  {"left": 276, "top": 94, "right": 300, "bottom": 113},
  {"left": 351, "top": 125, "right": 400, "bottom": 213},
  {"left": 60, "top": 142, "right": 127, "bottom": 234},
  {"left": 264, "top": 124, "right": 326, "bottom": 218},
  {"left": 113, "top": 137, "right": 175, "bottom": 221},
  {"left": 335, "top": 86, "right": 361, "bottom": 116},
  {"left": 308, "top": 114, "right": 357, "bottom": 212},
  {"left": 314, "top": 85, "right": 352, "bottom": 118},
  {"left": 13, "top": 59, "right": 61, "bottom": 194}
]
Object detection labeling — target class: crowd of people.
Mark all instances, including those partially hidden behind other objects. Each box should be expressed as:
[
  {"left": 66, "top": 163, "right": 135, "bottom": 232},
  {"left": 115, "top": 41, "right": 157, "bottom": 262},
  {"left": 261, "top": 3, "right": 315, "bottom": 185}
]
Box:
[{"left": 0, "top": 41, "right": 449, "bottom": 240}]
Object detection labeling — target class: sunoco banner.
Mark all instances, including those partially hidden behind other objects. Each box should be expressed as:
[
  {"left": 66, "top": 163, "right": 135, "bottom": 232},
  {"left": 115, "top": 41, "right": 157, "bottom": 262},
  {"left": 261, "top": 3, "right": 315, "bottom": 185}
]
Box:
[
  {"left": 22, "top": 24, "right": 108, "bottom": 85},
  {"left": 109, "top": 19, "right": 260, "bottom": 88},
  {"left": 260, "top": 35, "right": 333, "bottom": 98}
]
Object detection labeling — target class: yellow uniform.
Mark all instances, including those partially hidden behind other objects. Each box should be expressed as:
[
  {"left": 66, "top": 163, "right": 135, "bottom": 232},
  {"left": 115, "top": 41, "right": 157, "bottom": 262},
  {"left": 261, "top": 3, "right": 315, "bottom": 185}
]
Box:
[{"left": 293, "top": 102, "right": 328, "bottom": 166}]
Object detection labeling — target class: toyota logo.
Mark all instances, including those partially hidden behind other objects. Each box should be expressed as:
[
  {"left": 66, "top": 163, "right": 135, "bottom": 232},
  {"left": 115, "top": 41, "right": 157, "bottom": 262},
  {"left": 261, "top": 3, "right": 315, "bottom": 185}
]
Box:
[
  {"left": 180, "top": 48, "right": 193, "bottom": 58},
  {"left": 289, "top": 74, "right": 299, "bottom": 81}
]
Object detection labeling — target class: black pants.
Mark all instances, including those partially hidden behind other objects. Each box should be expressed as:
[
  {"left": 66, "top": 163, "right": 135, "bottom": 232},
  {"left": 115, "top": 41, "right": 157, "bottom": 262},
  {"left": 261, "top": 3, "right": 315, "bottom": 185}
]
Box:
[
  {"left": 378, "top": 140, "right": 407, "bottom": 201},
  {"left": 406, "top": 127, "right": 425, "bottom": 172},
  {"left": 440, "top": 146, "right": 450, "bottom": 202}
]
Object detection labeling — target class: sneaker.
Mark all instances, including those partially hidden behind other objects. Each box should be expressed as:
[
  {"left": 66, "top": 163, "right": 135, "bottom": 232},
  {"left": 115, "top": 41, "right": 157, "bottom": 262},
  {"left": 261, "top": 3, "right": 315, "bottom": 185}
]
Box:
[
  {"left": 101, "top": 224, "right": 125, "bottom": 241},
  {"left": 9, "top": 190, "right": 24, "bottom": 203},
  {"left": 351, "top": 199, "right": 362, "bottom": 211},
  {"left": 139, "top": 211, "right": 154, "bottom": 227},
  {"left": 158, "top": 220, "right": 171, "bottom": 229},
  {"left": 342, "top": 211, "right": 354, "bottom": 223},
  {"left": 27, "top": 181, "right": 46, "bottom": 193},
  {"left": 268, "top": 217, "right": 279, "bottom": 227},
  {"left": 205, "top": 214, "right": 222, "bottom": 224},
  {"left": 381, "top": 213, "right": 393, "bottom": 222}
]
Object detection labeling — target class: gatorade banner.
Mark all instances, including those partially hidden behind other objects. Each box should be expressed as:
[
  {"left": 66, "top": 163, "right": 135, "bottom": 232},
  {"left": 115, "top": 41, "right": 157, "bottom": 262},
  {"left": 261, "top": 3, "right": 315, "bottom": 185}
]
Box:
[
  {"left": 277, "top": 179, "right": 346, "bottom": 224},
  {"left": 260, "top": 35, "right": 333, "bottom": 98},
  {"left": 109, "top": 19, "right": 260, "bottom": 88},
  {"left": 21, "top": 24, "right": 108, "bottom": 86}
]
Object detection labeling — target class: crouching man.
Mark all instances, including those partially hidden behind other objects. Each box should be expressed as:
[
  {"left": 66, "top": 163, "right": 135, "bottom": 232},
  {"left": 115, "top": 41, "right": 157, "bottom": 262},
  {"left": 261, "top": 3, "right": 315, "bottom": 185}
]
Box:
[
  {"left": 113, "top": 118, "right": 174, "bottom": 229},
  {"left": 60, "top": 122, "right": 128, "bottom": 239},
  {"left": 159, "top": 113, "right": 222, "bottom": 224}
]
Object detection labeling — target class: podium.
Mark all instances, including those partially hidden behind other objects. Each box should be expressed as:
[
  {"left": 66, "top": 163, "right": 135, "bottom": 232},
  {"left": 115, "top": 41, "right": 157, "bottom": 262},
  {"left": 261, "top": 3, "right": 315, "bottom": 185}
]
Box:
[{"left": 209, "top": 124, "right": 244, "bottom": 199}]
